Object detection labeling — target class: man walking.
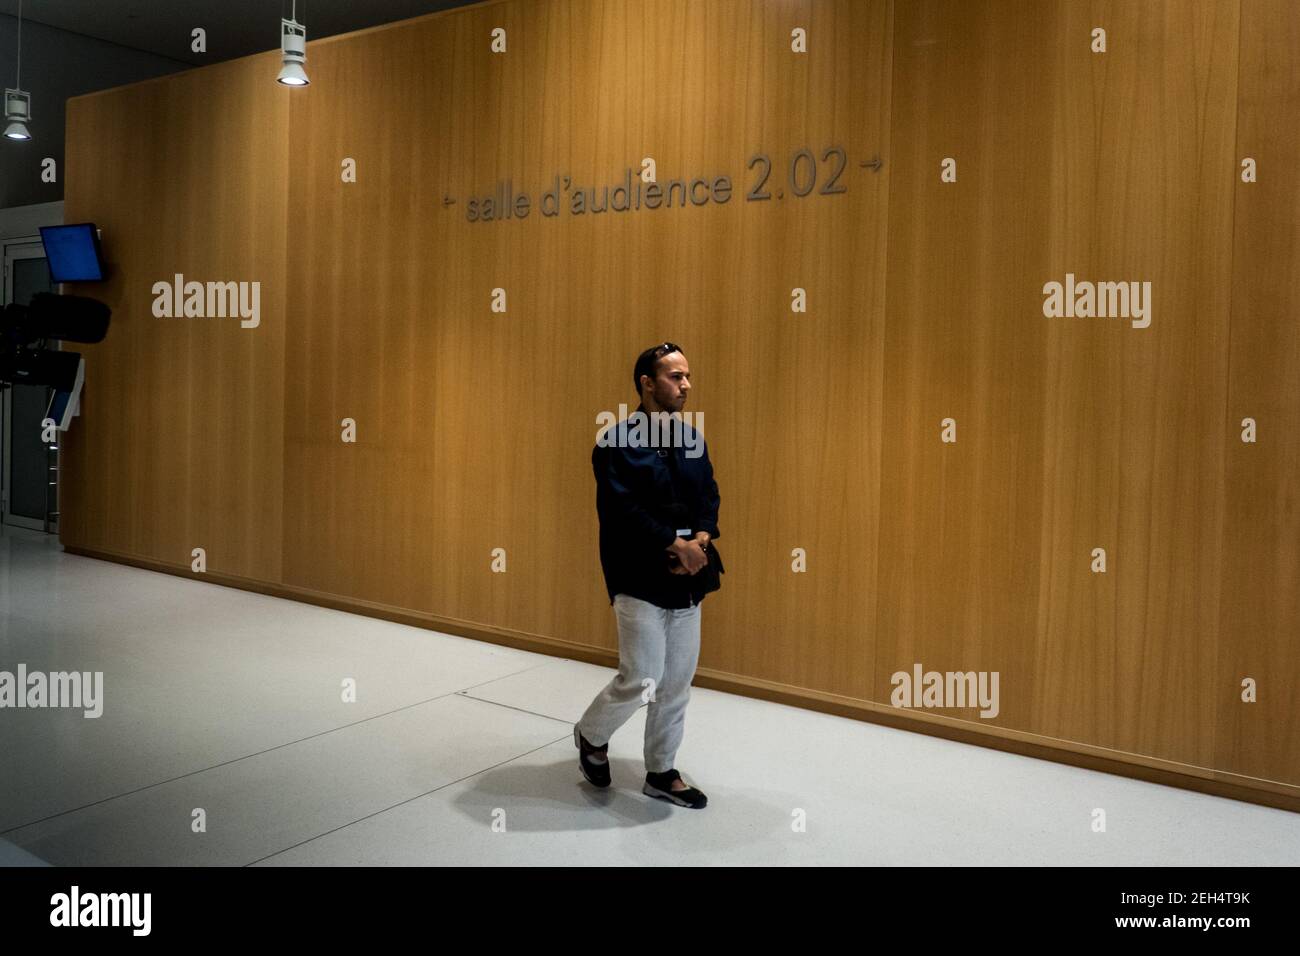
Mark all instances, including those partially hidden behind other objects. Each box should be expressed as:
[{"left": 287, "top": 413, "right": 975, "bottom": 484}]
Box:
[{"left": 575, "top": 341, "right": 723, "bottom": 809}]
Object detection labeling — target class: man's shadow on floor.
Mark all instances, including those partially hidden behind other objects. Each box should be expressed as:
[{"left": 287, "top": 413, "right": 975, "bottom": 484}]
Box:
[{"left": 451, "top": 755, "right": 684, "bottom": 830}]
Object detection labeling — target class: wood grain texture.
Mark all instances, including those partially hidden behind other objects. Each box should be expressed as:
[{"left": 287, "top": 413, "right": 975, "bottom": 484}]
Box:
[
  {"left": 878, "top": 0, "right": 1061, "bottom": 745},
  {"left": 1216, "top": 0, "right": 1300, "bottom": 787},
  {"left": 881, "top": 0, "right": 1248, "bottom": 775},
  {"left": 60, "top": 0, "right": 1300, "bottom": 807},
  {"left": 62, "top": 54, "right": 288, "bottom": 583}
]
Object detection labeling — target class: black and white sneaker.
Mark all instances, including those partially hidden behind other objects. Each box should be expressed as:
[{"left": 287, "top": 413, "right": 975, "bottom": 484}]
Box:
[
  {"left": 643, "top": 769, "right": 707, "bottom": 809},
  {"left": 574, "top": 725, "right": 610, "bottom": 788}
]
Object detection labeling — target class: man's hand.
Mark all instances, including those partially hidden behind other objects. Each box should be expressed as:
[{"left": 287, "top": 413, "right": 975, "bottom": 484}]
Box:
[
  {"left": 668, "top": 536, "right": 708, "bottom": 574},
  {"left": 672, "top": 532, "right": 712, "bottom": 573}
]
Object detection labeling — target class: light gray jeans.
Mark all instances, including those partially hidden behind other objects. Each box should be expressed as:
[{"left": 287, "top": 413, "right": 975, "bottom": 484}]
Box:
[{"left": 576, "top": 593, "right": 702, "bottom": 773}]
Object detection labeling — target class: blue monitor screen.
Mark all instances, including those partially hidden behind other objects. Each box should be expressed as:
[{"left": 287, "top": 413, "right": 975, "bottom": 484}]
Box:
[{"left": 40, "top": 223, "right": 104, "bottom": 282}]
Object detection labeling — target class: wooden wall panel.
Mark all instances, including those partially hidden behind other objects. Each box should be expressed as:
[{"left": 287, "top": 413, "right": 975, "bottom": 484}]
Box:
[
  {"left": 280, "top": 22, "right": 447, "bottom": 613},
  {"left": 58, "top": 0, "right": 1300, "bottom": 808},
  {"left": 1089, "top": 0, "right": 1238, "bottom": 773},
  {"left": 878, "top": 0, "right": 1058, "bottom": 734},
  {"left": 880, "top": 0, "right": 1242, "bottom": 775},
  {"left": 62, "top": 55, "right": 288, "bottom": 584},
  {"left": 1216, "top": 0, "right": 1300, "bottom": 787}
]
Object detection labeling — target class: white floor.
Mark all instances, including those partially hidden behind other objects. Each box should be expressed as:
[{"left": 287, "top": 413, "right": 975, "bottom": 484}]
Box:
[{"left": 1, "top": 524, "right": 1296, "bottom": 866}]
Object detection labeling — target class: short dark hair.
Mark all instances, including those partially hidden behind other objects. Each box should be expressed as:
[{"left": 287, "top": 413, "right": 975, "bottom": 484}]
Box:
[{"left": 633, "top": 341, "right": 684, "bottom": 395}]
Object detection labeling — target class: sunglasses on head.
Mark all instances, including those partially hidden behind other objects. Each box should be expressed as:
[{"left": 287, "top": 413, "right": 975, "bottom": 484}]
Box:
[{"left": 653, "top": 342, "right": 682, "bottom": 358}]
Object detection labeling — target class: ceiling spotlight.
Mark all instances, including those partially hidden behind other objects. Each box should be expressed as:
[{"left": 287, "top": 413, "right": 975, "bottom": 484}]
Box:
[
  {"left": 4, "top": 89, "right": 32, "bottom": 140},
  {"left": 277, "top": 17, "right": 310, "bottom": 86},
  {"left": 6, "top": 0, "right": 32, "bottom": 140}
]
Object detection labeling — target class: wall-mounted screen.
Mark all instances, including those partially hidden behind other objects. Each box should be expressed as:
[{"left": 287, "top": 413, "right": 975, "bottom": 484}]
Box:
[{"left": 39, "top": 223, "right": 105, "bottom": 283}]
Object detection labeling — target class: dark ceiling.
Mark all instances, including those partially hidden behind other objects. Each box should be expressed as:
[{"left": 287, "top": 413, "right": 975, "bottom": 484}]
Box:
[
  {"left": 0, "top": 1, "right": 487, "bottom": 208},
  {"left": 0, "top": 0, "right": 479, "bottom": 66}
]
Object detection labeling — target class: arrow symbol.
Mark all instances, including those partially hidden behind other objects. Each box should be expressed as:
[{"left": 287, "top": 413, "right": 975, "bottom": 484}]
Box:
[{"left": 860, "top": 155, "right": 883, "bottom": 172}]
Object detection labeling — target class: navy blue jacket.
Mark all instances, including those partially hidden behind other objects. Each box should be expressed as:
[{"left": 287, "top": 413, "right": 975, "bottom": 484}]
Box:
[{"left": 592, "top": 405, "right": 722, "bottom": 609}]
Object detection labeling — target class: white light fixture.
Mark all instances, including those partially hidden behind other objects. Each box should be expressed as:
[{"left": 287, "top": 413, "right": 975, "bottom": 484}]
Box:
[
  {"left": 5, "top": 0, "right": 31, "bottom": 140},
  {"left": 4, "top": 88, "right": 31, "bottom": 141},
  {"left": 277, "top": 2, "right": 309, "bottom": 87}
]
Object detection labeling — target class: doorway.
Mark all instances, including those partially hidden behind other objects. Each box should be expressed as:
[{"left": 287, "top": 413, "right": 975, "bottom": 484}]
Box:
[{"left": 2, "top": 241, "right": 60, "bottom": 532}]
